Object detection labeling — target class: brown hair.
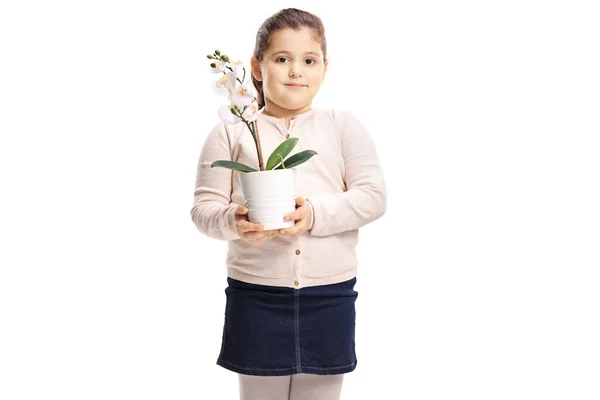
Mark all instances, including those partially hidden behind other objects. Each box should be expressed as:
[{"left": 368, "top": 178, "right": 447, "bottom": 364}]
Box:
[{"left": 251, "top": 8, "right": 327, "bottom": 108}]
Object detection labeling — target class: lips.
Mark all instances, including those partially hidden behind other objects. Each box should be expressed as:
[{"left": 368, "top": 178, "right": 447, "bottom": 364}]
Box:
[{"left": 284, "top": 83, "right": 306, "bottom": 87}]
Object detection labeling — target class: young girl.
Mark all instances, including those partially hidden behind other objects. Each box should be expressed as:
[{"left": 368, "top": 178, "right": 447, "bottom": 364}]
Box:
[{"left": 191, "top": 8, "right": 387, "bottom": 400}]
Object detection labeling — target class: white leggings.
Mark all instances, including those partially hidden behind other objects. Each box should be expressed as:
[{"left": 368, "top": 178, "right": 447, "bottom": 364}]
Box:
[{"left": 238, "top": 373, "right": 344, "bottom": 400}]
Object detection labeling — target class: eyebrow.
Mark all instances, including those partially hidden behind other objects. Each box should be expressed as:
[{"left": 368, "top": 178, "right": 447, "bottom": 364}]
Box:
[{"left": 271, "top": 51, "right": 321, "bottom": 57}]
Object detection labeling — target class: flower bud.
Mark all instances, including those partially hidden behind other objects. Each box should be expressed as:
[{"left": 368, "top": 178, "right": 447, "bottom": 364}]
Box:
[
  {"left": 207, "top": 55, "right": 213, "bottom": 59},
  {"left": 215, "top": 50, "right": 221, "bottom": 55},
  {"left": 221, "top": 55, "right": 229, "bottom": 62},
  {"left": 210, "top": 63, "right": 216, "bottom": 68}
]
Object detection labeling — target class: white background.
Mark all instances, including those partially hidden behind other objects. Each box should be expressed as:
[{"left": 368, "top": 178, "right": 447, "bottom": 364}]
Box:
[{"left": 1, "top": 0, "right": 599, "bottom": 399}]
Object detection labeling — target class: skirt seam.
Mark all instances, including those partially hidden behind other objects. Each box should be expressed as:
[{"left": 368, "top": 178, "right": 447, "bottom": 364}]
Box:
[
  {"left": 294, "top": 289, "right": 301, "bottom": 373},
  {"left": 217, "top": 358, "right": 357, "bottom": 373},
  {"left": 218, "top": 358, "right": 297, "bottom": 371}
]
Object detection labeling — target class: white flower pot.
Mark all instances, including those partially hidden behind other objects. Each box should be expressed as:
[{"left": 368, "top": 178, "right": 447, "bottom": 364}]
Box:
[{"left": 238, "top": 168, "right": 297, "bottom": 231}]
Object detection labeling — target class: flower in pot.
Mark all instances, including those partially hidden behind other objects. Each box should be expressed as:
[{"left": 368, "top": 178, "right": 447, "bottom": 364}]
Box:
[{"left": 207, "top": 50, "right": 317, "bottom": 230}]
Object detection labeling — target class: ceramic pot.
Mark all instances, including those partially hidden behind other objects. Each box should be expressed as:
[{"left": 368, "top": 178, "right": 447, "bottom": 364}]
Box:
[{"left": 238, "top": 168, "right": 297, "bottom": 231}]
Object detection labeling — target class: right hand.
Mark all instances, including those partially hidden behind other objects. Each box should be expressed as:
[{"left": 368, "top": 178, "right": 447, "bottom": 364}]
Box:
[{"left": 234, "top": 204, "right": 278, "bottom": 245}]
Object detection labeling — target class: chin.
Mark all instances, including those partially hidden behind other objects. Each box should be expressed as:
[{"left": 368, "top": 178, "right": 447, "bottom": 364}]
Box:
[
  {"left": 270, "top": 100, "right": 302, "bottom": 111},
  {"left": 267, "top": 93, "right": 311, "bottom": 110},
  {"left": 285, "top": 103, "right": 310, "bottom": 112}
]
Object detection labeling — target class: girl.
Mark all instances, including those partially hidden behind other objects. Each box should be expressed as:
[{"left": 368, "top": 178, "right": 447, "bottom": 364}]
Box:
[{"left": 191, "top": 8, "right": 387, "bottom": 400}]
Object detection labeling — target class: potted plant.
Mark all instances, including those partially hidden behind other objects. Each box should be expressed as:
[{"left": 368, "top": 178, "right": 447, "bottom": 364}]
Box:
[{"left": 207, "top": 50, "right": 317, "bottom": 230}]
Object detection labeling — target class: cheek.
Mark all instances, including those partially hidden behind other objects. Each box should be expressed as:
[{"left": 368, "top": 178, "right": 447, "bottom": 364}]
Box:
[
  {"left": 314, "top": 68, "right": 326, "bottom": 79},
  {"left": 264, "top": 65, "right": 284, "bottom": 80},
  {"left": 262, "top": 71, "right": 281, "bottom": 90},
  {"left": 263, "top": 79, "right": 279, "bottom": 95}
]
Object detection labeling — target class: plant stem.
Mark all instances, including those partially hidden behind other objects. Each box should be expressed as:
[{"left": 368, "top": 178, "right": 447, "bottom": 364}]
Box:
[
  {"left": 277, "top": 154, "right": 285, "bottom": 169},
  {"left": 241, "top": 118, "right": 264, "bottom": 171},
  {"left": 252, "top": 120, "right": 265, "bottom": 171},
  {"left": 225, "top": 66, "right": 244, "bottom": 85}
]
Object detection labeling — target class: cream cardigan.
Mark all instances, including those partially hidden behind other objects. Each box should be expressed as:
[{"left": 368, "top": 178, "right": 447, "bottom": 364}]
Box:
[{"left": 190, "top": 108, "right": 387, "bottom": 288}]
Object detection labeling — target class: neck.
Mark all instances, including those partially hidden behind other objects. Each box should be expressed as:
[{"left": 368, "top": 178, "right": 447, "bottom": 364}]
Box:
[{"left": 262, "top": 100, "right": 312, "bottom": 120}]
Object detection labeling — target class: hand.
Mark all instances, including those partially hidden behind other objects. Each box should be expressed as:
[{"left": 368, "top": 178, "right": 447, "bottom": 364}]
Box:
[
  {"left": 279, "top": 197, "right": 311, "bottom": 238},
  {"left": 234, "top": 204, "right": 278, "bottom": 245}
]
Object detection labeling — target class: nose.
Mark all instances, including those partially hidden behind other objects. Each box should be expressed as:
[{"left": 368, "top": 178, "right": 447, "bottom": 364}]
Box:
[{"left": 289, "top": 63, "right": 303, "bottom": 78}]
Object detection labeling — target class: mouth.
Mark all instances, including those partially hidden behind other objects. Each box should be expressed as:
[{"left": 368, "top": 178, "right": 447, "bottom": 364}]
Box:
[{"left": 284, "top": 83, "right": 307, "bottom": 87}]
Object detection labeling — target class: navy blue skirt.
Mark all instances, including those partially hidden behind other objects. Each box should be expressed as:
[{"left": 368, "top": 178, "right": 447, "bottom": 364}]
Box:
[{"left": 216, "top": 277, "right": 358, "bottom": 376}]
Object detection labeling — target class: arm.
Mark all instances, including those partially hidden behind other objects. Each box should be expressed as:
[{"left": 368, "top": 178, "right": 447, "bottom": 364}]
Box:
[
  {"left": 306, "top": 111, "right": 387, "bottom": 237},
  {"left": 189, "top": 122, "right": 241, "bottom": 241}
]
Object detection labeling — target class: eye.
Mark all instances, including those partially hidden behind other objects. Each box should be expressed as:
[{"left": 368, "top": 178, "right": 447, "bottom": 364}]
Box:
[
  {"left": 277, "top": 57, "right": 288, "bottom": 63},
  {"left": 305, "top": 58, "right": 316, "bottom": 65}
]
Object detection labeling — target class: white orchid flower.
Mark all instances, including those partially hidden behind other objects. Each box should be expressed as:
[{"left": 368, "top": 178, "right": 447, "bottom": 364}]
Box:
[
  {"left": 231, "top": 81, "right": 256, "bottom": 107},
  {"left": 218, "top": 104, "right": 241, "bottom": 125},
  {"left": 241, "top": 102, "right": 264, "bottom": 122},
  {"left": 212, "top": 71, "right": 236, "bottom": 96},
  {"left": 229, "top": 60, "right": 245, "bottom": 75},
  {"left": 217, "top": 101, "right": 263, "bottom": 125},
  {"left": 210, "top": 60, "right": 229, "bottom": 73}
]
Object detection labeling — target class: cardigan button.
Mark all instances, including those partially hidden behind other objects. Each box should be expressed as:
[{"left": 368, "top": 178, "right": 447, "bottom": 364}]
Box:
[
  {"left": 295, "top": 249, "right": 301, "bottom": 255},
  {"left": 294, "top": 280, "right": 299, "bottom": 287}
]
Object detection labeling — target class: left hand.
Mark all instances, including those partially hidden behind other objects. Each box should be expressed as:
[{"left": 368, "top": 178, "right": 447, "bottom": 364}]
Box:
[{"left": 279, "top": 197, "right": 311, "bottom": 238}]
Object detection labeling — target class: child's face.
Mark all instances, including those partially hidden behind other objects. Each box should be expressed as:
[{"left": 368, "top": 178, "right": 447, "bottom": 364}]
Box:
[{"left": 252, "top": 27, "right": 327, "bottom": 112}]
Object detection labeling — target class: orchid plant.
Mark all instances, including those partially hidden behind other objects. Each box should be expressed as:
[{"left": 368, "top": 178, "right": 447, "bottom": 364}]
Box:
[{"left": 207, "top": 49, "right": 317, "bottom": 173}]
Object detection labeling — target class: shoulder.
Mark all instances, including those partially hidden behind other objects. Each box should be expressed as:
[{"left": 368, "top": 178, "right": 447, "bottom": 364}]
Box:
[
  {"left": 311, "top": 108, "right": 365, "bottom": 131},
  {"left": 203, "top": 121, "right": 229, "bottom": 149},
  {"left": 313, "top": 109, "right": 368, "bottom": 136},
  {"left": 206, "top": 119, "right": 247, "bottom": 144},
  {"left": 311, "top": 108, "right": 358, "bottom": 121}
]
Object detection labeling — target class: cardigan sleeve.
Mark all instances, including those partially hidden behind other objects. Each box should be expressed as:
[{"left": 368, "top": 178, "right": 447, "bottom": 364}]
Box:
[
  {"left": 306, "top": 110, "right": 387, "bottom": 236},
  {"left": 190, "top": 122, "right": 241, "bottom": 241}
]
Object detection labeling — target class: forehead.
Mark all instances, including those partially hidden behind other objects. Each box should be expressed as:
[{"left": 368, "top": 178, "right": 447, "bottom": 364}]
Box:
[{"left": 266, "top": 27, "right": 322, "bottom": 55}]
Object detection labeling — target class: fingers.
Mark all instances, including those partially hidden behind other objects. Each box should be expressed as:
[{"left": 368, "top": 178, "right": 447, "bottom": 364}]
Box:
[
  {"left": 284, "top": 205, "right": 309, "bottom": 222},
  {"left": 235, "top": 202, "right": 306, "bottom": 242},
  {"left": 243, "top": 229, "right": 278, "bottom": 245},
  {"left": 280, "top": 198, "right": 310, "bottom": 237},
  {"left": 241, "top": 220, "right": 265, "bottom": 233},
  {"left": 235, "top": 204, "right": 279, "bottom": 244},
  {"left": 237, "top": 218, "right": 264, "bottom": 233},
  {"left": 279, "top": 226, "right": 302, "bottom": 237},
  {"left": 280, "top": 217, "right": 309, "bottom": 238},
  {"left": 235, "top": 205, "right": 264, "bottom": 233},
  {"left": 245, "top": 230, "right": 278, "bottom": 244},
  {"left": 235, "top": 204, "right": 252, "bottom": 217}
]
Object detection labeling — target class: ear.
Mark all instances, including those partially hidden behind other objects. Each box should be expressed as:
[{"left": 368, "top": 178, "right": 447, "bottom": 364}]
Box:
[
  {"left": 322, "top": 59, "right": 328, "bottom": 83},
  {"left": 250, "top": 56, "right": 263, "bottom": 81}
]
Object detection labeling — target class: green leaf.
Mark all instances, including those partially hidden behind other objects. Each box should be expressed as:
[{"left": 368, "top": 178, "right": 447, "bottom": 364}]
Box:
[
  {"left": 274, "top": 150, "right": 318, "bottom": 169},
  {"left": 265, "top": 137, "right": 299, "bottom": 170},
  {"left": 211, "top": 160, "right": 257, "bottom": 172}
]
